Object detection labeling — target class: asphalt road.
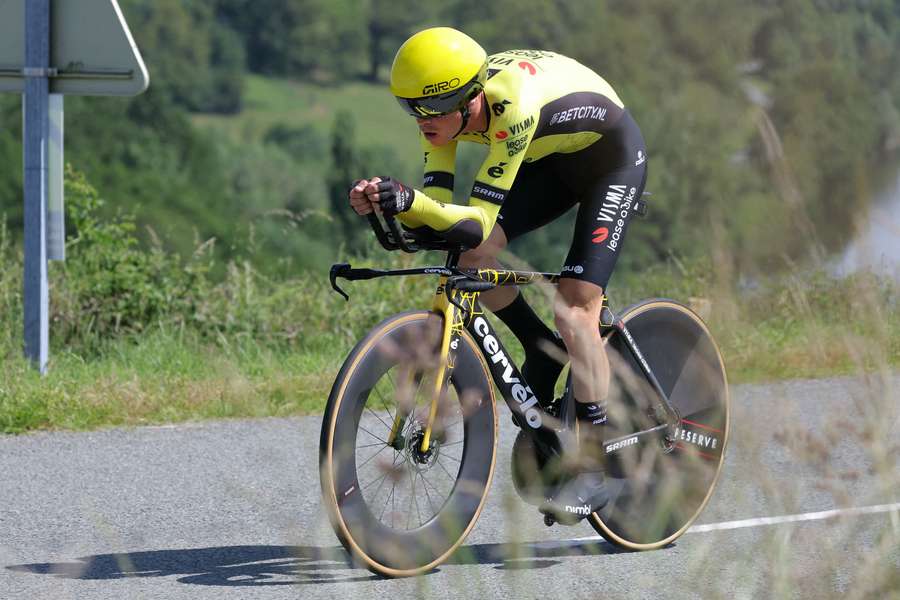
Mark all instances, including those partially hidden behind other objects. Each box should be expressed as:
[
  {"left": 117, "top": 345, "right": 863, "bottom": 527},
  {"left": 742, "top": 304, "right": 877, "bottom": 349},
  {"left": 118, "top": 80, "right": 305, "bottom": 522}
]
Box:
[{"left": 1, "top": 375, "right": 898, "bottom": 599}]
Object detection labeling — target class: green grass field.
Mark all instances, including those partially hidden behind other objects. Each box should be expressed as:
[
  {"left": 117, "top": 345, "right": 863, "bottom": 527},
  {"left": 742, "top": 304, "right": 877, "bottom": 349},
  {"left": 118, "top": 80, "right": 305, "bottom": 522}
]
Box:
[{"left": 192, "top": 74, "right": 422, "bottom": 154}]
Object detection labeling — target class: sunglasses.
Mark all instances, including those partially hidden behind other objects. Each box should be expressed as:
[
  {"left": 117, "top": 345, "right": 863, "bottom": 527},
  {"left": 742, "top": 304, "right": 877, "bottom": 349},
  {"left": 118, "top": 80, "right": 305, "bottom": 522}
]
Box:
[{"left": 395, "top": 67, "right": 486, "bottom": 118}]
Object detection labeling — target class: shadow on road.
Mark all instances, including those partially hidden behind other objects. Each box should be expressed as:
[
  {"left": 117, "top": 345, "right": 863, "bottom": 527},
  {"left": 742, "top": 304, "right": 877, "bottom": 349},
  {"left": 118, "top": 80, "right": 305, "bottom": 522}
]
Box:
[
  {"left": 5, "top": 538, "right": 652, "bottom": 585},
  {"left": 445, "top": 537, "right": 635, "bottom": 570}
]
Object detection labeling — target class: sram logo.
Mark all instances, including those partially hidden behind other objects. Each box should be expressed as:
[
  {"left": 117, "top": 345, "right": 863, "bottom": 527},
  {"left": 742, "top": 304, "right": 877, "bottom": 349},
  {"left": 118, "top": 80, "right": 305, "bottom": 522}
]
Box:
[
  {"left": 606, "top": 436, "right": 638, "bottom": 453},
  {"left": 473, "top": 316, "right": 542, "bottom": 428}
]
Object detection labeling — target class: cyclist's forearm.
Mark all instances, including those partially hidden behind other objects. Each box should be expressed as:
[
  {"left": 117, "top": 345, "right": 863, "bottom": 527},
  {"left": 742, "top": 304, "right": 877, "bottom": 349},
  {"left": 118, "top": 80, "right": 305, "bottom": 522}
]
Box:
[
  {"left": 396, "top": 211, "right": 426, "bottom": 228},
  {"left": 405, "top": 189, "right": 495, "bottom": 242}
]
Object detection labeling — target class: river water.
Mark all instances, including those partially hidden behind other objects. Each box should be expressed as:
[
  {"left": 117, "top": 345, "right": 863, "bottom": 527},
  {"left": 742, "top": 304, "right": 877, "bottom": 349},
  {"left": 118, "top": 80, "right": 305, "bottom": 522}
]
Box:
[{"left": 833, "top": 168, "right": 900, "bottom": 279}]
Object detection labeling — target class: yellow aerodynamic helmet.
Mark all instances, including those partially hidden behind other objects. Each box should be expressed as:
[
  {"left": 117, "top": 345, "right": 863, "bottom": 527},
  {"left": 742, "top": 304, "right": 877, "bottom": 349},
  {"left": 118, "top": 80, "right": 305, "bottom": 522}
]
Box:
[{"left": 390, "top": 27, "right": 488, "bottom": 118}]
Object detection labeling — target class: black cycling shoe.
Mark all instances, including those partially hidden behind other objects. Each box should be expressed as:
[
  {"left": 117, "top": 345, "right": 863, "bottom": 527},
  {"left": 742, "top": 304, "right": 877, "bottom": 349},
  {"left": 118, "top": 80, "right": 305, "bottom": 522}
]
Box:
[{"left": 540, "top": 470, "right": 609, "bottom": 525}]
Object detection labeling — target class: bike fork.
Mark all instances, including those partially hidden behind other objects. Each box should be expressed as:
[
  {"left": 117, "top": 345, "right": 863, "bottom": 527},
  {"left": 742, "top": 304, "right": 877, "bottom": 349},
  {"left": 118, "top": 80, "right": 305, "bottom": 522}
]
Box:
[
  {"left": 385, "top": 276, "right": 460, "bottom": 454},
  {"left": 386, "top": 369, "right": 416, "bottom": 450},
  {"left": 419, "top": 300, "right": 456, "bottom": 453}
]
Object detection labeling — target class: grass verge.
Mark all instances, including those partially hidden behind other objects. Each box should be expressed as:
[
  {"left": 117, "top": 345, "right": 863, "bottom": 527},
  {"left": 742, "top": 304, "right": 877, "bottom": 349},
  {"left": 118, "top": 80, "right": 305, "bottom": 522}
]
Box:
[
  {"left": 2, "top": 256, "right": 897, "bottom": 435},
  {"left": 0, "top": 329, "right": 344, "bottom": 434}
]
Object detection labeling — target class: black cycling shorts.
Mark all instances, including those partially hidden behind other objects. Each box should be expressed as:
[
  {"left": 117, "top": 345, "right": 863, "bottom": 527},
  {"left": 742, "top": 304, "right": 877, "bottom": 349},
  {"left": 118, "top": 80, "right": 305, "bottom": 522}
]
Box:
[{"left": 496, "top": 110, "right": 647, "bottom": 291}]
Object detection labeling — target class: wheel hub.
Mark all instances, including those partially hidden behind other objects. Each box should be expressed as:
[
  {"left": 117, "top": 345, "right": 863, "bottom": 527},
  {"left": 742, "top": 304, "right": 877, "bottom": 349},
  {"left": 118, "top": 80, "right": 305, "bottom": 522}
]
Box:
[{"left": 406, "top": 428, "right": 440, "bottom": 468}]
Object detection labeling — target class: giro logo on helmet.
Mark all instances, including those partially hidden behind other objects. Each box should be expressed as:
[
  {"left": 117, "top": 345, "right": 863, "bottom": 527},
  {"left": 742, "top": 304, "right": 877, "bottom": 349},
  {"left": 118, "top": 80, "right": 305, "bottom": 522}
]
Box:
[
  {"left": 422, "top": 77, "right": 461, "bottom": 96},
  {"left": 391, "top": 28, "right": 488, "bottom": 118}
]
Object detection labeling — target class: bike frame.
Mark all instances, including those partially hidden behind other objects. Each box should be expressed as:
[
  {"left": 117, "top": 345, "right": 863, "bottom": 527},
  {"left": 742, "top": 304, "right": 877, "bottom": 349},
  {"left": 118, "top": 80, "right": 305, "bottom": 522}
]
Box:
[{"left": 331, "top": 251, "right": 682, "bottom": 459}]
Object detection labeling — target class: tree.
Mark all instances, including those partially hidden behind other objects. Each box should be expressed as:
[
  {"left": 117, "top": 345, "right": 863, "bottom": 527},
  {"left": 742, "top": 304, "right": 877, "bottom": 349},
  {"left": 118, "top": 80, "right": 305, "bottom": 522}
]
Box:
[
  {"left": 328, "top": 111, "right": 368, "bottom": 252},
  {"left": 365, "top": 0, "right": 427, "bottom": 81},
  {"left": 119, "top": 0, "right": 245, "bottom": 113},
  {"left": 215, "top": 0, "right": 367, "bottom": 81}
]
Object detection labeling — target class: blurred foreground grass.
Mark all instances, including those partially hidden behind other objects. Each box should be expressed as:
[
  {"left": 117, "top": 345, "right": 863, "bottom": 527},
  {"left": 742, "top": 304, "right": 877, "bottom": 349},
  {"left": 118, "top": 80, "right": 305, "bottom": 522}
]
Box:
[{"left": 1, "top": 250, "right": 897, "bottom": 435}]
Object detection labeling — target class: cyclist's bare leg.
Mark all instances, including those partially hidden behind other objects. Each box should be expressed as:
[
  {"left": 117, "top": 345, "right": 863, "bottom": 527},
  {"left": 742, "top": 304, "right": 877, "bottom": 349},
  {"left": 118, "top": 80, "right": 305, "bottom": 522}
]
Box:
[
  {"left": 541, "top": 277, "right": 610, "bottom": 521},
  {"left": 459, "top": 225, "right": 517, "bottom": 310},
  {"left": 554, "top": 278, "right": 609, "bottom": 410}
]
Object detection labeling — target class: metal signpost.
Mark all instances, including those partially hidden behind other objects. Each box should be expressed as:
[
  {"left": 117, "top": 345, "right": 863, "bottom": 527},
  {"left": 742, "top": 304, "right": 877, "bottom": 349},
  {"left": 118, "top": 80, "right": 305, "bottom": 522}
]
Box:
[{"left": 0, "top": 0, "right": 149, "bottom": 373}]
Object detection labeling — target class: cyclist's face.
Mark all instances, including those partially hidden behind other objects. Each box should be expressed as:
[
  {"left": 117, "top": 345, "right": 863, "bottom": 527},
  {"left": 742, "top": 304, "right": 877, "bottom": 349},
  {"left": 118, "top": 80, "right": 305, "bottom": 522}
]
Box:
[{"left": 416, "top": 111, "right": 461, "bottom": 146}]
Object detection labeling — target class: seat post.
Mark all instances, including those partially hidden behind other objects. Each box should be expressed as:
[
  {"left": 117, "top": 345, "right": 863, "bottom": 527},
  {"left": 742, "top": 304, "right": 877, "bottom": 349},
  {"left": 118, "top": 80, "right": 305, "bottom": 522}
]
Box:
[{"left": 445, "top": 252, "right": 460, "bottom": 269}]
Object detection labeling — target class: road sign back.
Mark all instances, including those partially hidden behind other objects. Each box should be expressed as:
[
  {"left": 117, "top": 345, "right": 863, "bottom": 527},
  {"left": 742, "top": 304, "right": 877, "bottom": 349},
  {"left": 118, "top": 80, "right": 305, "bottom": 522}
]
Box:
[{"left": 0, "top": 0, "right": 149, "bottom": 96}]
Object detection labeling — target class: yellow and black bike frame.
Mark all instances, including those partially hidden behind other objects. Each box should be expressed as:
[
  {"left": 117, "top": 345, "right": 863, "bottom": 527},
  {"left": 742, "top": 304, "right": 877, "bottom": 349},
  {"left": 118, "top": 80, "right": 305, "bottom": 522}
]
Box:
[
  {"left": 329, "top": 213, "right": 683, "bottom": 459},
  {"left": 331, "top": 255, "right": 684, "bottom": 458},
  {"left": 414, "top": 267, "right": 565, "bottom": 452}
]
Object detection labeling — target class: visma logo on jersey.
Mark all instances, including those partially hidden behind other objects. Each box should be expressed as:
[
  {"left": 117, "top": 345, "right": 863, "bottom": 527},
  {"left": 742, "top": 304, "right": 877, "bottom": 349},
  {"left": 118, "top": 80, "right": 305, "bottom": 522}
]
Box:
[
  {"left": 509, "top": 116, "right": 535, "bottom": 136},
  {"left": 596, "top": 185, "right": 636, "bottom": 253},
  {"left": 473, "top": 317, "right": 542, "bottom": 428}
]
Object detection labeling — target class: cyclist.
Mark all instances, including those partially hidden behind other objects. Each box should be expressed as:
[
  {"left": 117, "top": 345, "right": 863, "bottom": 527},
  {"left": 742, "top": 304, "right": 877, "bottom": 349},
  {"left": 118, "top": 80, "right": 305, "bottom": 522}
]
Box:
[{"left": 348, "top": 27, "right": 647, "bottom": 524}]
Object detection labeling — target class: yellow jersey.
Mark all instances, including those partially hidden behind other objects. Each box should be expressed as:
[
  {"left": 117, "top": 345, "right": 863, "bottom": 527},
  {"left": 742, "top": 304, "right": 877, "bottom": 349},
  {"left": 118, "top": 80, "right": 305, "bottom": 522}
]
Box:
[{"left": 398, "top": 50, "right": 626, "bottom": 242}]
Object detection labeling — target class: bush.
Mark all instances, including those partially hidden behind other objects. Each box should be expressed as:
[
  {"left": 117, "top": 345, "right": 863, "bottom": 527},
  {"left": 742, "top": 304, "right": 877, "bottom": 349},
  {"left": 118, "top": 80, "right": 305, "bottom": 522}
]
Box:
[
  {"left": 51, "top": 166, "right": 211, "bottom": 351},
  {"left": 22, "top": 167, "right": 434, "bottom": 358}
]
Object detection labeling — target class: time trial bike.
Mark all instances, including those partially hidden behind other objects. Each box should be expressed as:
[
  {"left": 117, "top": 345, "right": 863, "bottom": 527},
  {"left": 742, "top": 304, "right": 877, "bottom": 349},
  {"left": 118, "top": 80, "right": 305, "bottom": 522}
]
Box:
[{"left": 319, "top": 211, "right": 730, "bottom": 577}]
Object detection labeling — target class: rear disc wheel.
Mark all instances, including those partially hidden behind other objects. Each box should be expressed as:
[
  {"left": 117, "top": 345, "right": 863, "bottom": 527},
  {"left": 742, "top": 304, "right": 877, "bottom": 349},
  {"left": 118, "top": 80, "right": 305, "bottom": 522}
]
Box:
[{"left": 587, "top": 299, "right": 730, "bottom": 549}]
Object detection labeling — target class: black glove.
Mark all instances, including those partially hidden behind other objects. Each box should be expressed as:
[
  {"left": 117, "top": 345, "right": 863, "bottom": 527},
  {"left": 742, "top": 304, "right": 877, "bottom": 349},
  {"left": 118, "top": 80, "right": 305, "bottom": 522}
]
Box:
[{"left": 375, "top": 177, "right": 415, "bottom": 216}]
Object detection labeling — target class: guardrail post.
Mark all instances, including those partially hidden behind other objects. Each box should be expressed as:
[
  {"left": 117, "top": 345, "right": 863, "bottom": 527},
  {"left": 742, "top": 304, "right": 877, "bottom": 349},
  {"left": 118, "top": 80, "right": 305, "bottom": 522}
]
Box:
[{"left": 23, "top": 0, "right": 51, "bottom": 373}]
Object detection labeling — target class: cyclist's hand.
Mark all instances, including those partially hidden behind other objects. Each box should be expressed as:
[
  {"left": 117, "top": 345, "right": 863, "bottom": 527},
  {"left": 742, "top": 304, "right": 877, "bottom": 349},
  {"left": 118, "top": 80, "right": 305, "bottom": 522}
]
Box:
[
  {"left": 349, "top": 179, "right": 375, "bottom": 215},
  {"left": 366, "top": 176, "right": 415, "bottom": 216}
]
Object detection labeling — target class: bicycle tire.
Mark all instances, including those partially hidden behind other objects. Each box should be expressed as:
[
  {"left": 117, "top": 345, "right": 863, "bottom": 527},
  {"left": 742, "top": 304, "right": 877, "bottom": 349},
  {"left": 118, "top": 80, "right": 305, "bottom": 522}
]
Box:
[
  {"left": 319, "top": 310, "right": 497, "bottom": 576},
  {"left": 586, "top": 299, "right": 730, "bottom": 549}
]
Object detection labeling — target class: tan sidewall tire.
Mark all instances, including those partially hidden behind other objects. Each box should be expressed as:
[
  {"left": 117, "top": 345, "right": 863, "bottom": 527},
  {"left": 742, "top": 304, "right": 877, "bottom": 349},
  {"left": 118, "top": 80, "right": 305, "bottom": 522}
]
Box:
[{"left": 319, "top": 311, "right": 497, "bottom": 576}]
